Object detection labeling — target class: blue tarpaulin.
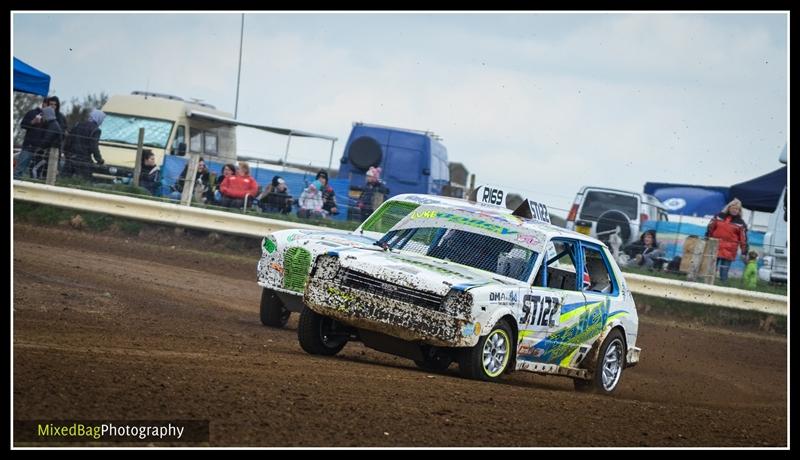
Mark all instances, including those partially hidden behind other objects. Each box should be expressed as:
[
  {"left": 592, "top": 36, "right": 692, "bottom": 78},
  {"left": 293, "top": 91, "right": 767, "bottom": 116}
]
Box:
[
  {"left": 13, "top": 57, "right": 50, "bottom": 96},
  {"left": 728, "top": 166, "right": 787, "bottom": 213},
  {"left": 643, "top": 183, "right": 729, "bottom": 217}
]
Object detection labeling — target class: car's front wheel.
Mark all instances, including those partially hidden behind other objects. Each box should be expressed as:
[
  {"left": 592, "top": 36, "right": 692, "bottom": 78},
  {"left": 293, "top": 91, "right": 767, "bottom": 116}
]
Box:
[
  {"left": 458, "top": 320, "right": 513, "bottom": 382},
  {"left": 574, "top": 328, "right": 626, "bottom": 394},
  {"left": 297, "top": 307, "right": 348, "bottom": 356},
  {"left": 260, "top": 288, "right": 291, "bottom": 328},
  {"left": 414, "top": 346, "right": 453, "bottom": 372}
]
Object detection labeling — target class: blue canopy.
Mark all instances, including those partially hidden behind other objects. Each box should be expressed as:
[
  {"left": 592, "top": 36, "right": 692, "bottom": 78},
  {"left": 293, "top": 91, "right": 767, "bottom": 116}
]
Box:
[
  {"left": 729, "top": 166, "right": 787, "bottom": 213},
  {"left": 13, "top": 57, "right": 50, "bottom": 96},
  {"left": 644, "top": 183, "right": 729, "bottom": 217}
]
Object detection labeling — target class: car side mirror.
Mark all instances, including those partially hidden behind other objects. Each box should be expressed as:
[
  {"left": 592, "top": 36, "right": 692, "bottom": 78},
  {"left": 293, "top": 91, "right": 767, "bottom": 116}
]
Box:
[{"left": 177, "top": 142, "right": 187, "bottom": 156}]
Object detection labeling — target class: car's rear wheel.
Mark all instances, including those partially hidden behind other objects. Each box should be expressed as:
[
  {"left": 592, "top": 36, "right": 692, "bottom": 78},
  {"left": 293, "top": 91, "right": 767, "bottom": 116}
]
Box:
[
  {"left": 260, "top": 288, "right": 291, "bottom": 328},
  {"left": 458, "top": 320, "right": 513, "bottom": 382},
  {"left": 574, "top": 328, "right": 626, "bottom": 394},
  {"left": 297, "top": 307, "right": 348, "bottom": 356}
]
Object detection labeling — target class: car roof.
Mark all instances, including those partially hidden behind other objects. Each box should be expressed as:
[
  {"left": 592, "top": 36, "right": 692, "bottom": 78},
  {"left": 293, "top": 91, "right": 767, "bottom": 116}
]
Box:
[
  {"left": 389, "top": 196, "right": 608, "bottom": 248},
  {"left": 578, "top": 185, "right": 642, "bottom": 198},
  {"left": 385, "top": 193, "right": 517, "bottom": 213}
]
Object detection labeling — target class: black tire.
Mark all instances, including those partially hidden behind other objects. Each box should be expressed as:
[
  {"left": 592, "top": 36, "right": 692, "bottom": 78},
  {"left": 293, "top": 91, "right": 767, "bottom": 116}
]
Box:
[
  {"left": 574, "top": 328, "right": 626, "bottom": 395},
  {"left": 458, "top": 320, "right": 514, "bottom": 382},
  {"left": 414, "top": 346, "right": 453, "bottom": 372},
  {"left": 260, "top": 288, "right": 291, "bottom": 328},
  {"left": 297, "top": 307, "right": 347, "bottom": 356}
]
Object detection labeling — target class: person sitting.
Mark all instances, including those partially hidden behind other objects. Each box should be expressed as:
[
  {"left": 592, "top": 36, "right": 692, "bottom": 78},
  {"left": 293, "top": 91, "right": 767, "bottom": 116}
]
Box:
[
  {"left": 169, "top": 158, "right": 212, "bottom": 203},
  {"left": 219, "top": 161, "right": 259, "bottom": 209},
  {"left": 212, "top": 163, "right": 236, "bottom": 204},
  {"left": 138, "top": 149, "right": 161, "bottom": 196},
  {"left": 315, "top": 170, "right": 339, "bottom": 216},
  {"left": 297, "top": 182, "right": 327, "bottom": 219},
  {"left": 623, "top": 229, "right": 666, "bottom": 270},
  {"left": 256, "top": 175, "right": 293, "bottom": 214}
]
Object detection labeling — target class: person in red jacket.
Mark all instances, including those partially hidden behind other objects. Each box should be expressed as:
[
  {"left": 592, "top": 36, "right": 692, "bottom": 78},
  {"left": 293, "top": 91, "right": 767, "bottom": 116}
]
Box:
[
  {"left": 219, "top": 161, "right": 259, "bottom": 209},
  {"left": 706, "top": 198, "right": 748, "bottom": 283}
]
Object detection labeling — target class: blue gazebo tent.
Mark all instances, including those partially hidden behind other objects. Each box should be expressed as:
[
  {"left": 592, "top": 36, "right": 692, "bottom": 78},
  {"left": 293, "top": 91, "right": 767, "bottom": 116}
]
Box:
[
  {"left": 13, "top": 57, "right": 50, "bottom": 96},
  {"left": 728, "top": 166, "right": 787, "bottom": 213}
]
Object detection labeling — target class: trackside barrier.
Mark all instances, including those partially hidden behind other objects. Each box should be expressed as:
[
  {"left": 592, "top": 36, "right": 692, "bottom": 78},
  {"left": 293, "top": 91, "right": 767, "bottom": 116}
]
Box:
[
  {"left": 625, "top": 273, "right": 786, "bottom": 316},
  {"left": 14, "top": 181, "right": 787, "bottom": 316},
  {"left": 13, "top": 180, "right": 323, "bottom": 239}
]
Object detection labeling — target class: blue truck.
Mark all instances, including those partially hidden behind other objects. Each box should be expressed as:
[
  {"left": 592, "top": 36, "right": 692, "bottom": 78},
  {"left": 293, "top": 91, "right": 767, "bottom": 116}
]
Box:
[{"left": 337, "top": 123, "right": 450, "bottom": 209}]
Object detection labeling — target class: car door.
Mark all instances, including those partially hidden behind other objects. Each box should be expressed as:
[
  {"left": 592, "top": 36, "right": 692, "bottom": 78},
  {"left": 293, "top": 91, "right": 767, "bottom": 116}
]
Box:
[
  {"left": 576, "top": 241, "right": 621, "bottom": 356},
  {"left": 516, "top": 238, "right": 588, "bottom": 370}
]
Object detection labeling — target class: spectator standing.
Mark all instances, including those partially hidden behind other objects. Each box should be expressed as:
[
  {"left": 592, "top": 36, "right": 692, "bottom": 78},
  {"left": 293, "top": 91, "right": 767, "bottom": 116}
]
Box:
[
  {"left": 62, "top": 109, "right": 106, "bottom": 180},
  {"left": 357, "top": 166, "right": 389, "bottom": 221},
  {"left": 706, "top": 198, "right": 748, "bottom": 283},
  {"left": 742, "top": 250, "right": 759, "bottom": 290},
  {"left": 139, "top": 149, "right": 161, "bottom": 196},
  {"left": 219, "top": 161, "right": 259, "bottom": 209},
  {"left": 14, "top": 99, "right": 48, "bottom": 179},
  {"left": 29, "top": 106, "right": 63, "bottom": 180}
]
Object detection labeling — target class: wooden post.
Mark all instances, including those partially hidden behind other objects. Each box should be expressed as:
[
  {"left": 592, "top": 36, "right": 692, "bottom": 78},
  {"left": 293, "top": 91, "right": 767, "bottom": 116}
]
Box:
[
  {"left": 45, "top": 147, "right": 59, "bottom": 185},
  {"left": 132, "top": 128, "right": 145, "bottom": 187},
  {"left": 180, "top": 154, "right": 200, "bottom": 206}
]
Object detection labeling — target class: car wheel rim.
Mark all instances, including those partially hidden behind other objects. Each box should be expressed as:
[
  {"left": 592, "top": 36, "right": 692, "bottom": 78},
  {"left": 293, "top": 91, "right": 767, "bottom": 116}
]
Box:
[
  {"left": 482, "top": 329, "right": 509, "bottom": 377},
  {"left": 601, "top": 338, "right": 624, "bottom": 391},
  {"left": 320, "top": 318, "right": 342, "bottom": 349}
]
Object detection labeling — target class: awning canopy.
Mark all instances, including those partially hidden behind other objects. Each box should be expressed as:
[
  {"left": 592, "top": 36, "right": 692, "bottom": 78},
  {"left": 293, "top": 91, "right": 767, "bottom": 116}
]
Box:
[
  {"left": 187, "top": 110, "right": 337, "bottom": 141},
  {"left": 729, "top": 166, "right": 787, "bottom": 213},
  {"left": 644, "top": 184, "right": 729, "bottom": 217},
  {"left": 13, "top": 57, "right": 50, "bottom": 97}
]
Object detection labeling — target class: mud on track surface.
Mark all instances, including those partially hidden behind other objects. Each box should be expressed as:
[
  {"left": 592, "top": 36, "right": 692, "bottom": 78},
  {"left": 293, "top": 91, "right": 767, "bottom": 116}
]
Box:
[{"left": 12, "top": 223, "right": 787, "bottom": 447}]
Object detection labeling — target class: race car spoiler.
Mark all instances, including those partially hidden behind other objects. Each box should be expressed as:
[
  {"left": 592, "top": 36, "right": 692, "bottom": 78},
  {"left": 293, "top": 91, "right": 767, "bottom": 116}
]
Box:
[{"left": 468, "top": 185, "right": 551, "bottom": 225}]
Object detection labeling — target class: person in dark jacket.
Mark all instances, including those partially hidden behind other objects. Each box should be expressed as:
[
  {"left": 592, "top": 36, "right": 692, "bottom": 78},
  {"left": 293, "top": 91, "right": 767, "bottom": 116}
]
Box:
[
  {"left": 139, "top": 149, "right": 161, "bottom": 196},
  {"left": 706, "top": 198, "right": 748, "bottom": 283},
  {"left": 315, "top": 170, "right": 339, "bottom": 215},
  {"left": 14, "top": 99, "right": 48, "bottom": 179},
  {"left": 29, "top": 106, "right": 63, "bottom": 180},
  {"left": 357, "top": 166, "right": 389, "bottom": 222},
  {"left": 63, "top": 109, "right": 106, "bottom": 180},
  {"left": 623, "top": 229, "right": 666, "bottom": 269},
  {"left": 46, "top": 96, "right": 68, "bottom": 133},
  {"left": 256, "top": 175, "right": 293, "bottom": 214},
  {"left": 169, "top": 158, "right": 212, "bottom": 203}
]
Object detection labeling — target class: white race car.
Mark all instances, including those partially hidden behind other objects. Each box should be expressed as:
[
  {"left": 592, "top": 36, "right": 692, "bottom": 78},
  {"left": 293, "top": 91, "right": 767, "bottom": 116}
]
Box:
[
  {"left": 299, "top": 196, "right": 641, "bottom": 394},
  {"left": 256, "top": 190, "right": 518, "bottom": 328}
]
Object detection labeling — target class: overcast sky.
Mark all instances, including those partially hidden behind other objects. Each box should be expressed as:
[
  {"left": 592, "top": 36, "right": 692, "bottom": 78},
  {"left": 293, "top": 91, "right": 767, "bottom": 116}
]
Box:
[{"left": 12, "top": 12, "right": 788, "bottom": 215}]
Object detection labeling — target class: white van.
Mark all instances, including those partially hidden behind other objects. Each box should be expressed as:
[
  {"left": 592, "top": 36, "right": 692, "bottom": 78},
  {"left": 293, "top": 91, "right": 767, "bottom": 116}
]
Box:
[
  {"left": 565, "top": 186, "right": 669, "bottom": 247},
  {"left": 97, "top": 91, "right": 237, "bottom": 176},
  {"left": 759, "top": 185, "right": 787, "bottom": 283}
]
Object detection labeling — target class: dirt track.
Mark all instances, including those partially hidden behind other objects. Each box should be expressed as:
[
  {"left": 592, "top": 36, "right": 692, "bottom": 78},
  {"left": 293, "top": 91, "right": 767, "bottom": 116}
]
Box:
[{"left": 12, "top": 223, "right": 788, "bottom": 447}]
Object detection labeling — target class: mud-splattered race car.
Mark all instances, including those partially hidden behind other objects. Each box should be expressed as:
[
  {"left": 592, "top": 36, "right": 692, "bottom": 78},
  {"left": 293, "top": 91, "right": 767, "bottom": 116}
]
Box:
[
  {"left": 256, "top": 192, "right": 518, "bottom": 328},
  {"left": 298, "top": 196, "right": 641, "bottom": 394}
]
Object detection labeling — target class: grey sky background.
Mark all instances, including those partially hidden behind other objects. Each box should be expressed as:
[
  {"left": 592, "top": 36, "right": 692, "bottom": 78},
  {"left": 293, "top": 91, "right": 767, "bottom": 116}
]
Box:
[{"left": 12, "top": 12, "right": 788, "bottom": 216}]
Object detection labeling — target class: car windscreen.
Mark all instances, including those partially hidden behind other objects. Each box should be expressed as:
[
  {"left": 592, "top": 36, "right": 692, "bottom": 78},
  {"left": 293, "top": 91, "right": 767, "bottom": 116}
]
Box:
[
  {"left": 360, "top": 201, "right": 420, "bottom": 234},
  {"left": 579, "top": 191, "right": 638, "bottom": 221},
  {"left": 99, "top": 113, "right": 174, "bottom": 149},
  {"left": 379, "top": 227, "right": 537, "bottom": 282}
]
